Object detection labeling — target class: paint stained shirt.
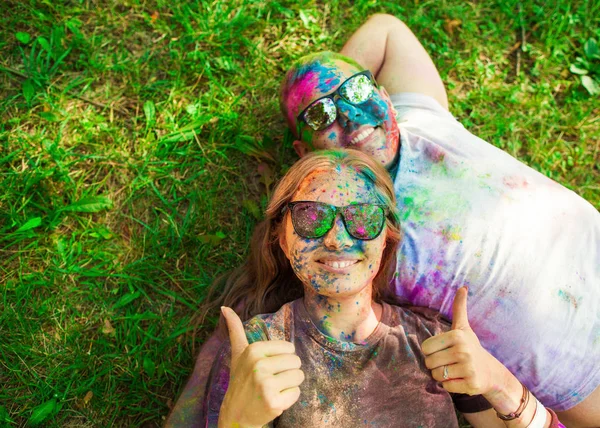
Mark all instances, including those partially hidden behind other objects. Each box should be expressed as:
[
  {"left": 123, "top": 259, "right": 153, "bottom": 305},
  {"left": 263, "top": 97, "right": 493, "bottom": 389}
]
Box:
[
  {"left": 203, "top": 299, "right": 491, "bottom": 427},
  {"left": 390, "top": 92, "right": 600, "bottom": 411}
]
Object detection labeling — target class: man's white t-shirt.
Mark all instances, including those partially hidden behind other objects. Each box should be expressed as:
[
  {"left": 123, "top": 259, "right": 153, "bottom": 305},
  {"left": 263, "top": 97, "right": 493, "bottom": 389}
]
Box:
[{"left": 390, "top": 92, "right": 600, "bottom": 411}]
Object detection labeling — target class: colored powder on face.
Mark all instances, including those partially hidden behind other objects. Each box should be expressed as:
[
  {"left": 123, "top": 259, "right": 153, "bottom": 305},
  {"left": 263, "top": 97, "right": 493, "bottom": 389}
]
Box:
[
  {"left": 301, "top": 128, "right": 314, "bottom": 148},
  {"left": 328, "top": 131, "right": 336, "bottom": 140},
  {"left": 285, "top": 61, "right": 341, "bottom": 124}
]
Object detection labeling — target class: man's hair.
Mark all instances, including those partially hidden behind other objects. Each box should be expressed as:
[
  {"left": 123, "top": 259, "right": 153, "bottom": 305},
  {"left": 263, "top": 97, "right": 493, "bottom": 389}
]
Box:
[{"left": 280, "top": 51, "right": 364, "bottom": 137}]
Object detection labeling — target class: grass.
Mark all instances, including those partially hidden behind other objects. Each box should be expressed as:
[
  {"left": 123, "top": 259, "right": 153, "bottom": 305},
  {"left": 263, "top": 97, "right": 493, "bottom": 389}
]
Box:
[{"left": 0, "top": 0, "right": 598, "bottom": 426}]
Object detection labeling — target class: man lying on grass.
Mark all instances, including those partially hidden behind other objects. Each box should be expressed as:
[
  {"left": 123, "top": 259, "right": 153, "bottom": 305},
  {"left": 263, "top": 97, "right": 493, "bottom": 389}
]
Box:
[{"left": 168, "top": 13, "right": 600, "bottom": 427}]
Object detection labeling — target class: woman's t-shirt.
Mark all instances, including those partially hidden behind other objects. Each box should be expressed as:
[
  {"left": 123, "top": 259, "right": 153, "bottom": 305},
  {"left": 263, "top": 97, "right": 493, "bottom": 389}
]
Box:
[
  {"left": 390, "top": 92, "right": 600, "bottom": 411},
  {"left": 203, "top": 299, "right": 490, "bottom": 427}
]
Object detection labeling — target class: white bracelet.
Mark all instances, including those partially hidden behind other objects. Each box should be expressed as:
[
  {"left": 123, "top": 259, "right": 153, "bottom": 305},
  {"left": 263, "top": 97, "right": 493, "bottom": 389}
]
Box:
[{"left": 527, "top": 397, "right": 548, "bottom": 428}]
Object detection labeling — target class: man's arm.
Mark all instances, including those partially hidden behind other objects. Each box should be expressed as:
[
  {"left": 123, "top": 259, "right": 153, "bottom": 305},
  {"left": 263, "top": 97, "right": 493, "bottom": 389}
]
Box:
[{"left": 340, "top": 13, "right": 448, "bottom": 110}]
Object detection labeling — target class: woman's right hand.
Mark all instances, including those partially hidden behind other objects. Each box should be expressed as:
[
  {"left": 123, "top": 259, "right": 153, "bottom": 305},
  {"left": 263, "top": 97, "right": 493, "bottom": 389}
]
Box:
[{"left": 218, "top": 307, "right": 305, "bottom": 428}]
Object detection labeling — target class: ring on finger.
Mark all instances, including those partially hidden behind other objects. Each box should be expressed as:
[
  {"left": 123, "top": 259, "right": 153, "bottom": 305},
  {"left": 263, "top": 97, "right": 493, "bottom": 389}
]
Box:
[{"left": 442, "top": 365, "right": 449, "bottom": 380}]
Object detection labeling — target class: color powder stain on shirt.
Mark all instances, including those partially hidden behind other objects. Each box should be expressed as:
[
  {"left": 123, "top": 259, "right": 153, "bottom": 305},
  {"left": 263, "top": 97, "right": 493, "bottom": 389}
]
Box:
[
  {"left": 558, "top": 289, "right": 580, "bottom": 309},
  {"left": 423, "top": 144, "right": 446, "bottom": 163},
  {"left": 503, "top": 175, "right": 529, "bottom": 189}
]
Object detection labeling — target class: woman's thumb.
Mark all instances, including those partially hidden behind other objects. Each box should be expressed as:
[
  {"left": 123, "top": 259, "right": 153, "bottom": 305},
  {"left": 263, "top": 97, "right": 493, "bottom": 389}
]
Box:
[
  {"left": 451, "top": 287, "right": 470, "bottom": 330},
  {"left": 221, "top": 306, "right": 249, "bottom": 363}
]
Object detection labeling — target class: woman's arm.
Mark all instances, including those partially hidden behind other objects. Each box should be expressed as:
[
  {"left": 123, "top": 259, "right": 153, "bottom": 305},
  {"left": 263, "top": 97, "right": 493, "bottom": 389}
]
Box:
[
  {"left": 463, "top": 409, "right": 507, "bottom": 428},
  {"left": 422, "top": 288, "right": 559, "bottom": 428}
]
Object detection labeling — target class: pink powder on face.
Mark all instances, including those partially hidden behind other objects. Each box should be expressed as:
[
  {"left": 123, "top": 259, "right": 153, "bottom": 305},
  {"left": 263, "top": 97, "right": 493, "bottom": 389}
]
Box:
[
  {"left": 356, "top": 226, "right": 366, "bottom": 235},
  {"left": 285, "top": 71, "right": 320, "bottom": 126}
]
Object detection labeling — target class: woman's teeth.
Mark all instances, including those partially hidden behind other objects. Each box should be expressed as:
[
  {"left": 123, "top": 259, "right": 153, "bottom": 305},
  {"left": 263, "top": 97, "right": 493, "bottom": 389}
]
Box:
[
  {"left": 351, "top": 127, "right": 375, "bottom": 145},
  {"left": 321, "top": 260, "right": 358, "bottom": 269}
]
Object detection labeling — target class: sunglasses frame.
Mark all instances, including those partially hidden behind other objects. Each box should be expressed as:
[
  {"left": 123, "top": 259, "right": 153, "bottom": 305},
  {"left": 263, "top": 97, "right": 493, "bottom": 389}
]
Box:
[
  {"left": 296, "top": 70, "right": 378, "bottom": 134},
  {"left": 283, "top": 201, "right": 388, "bottom": 241}
]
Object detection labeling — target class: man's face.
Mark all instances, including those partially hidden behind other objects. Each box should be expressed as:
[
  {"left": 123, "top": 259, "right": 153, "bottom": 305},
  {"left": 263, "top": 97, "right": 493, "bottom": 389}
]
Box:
[{"left": 284, "top": 58, "right": 400, "bottom": 169}]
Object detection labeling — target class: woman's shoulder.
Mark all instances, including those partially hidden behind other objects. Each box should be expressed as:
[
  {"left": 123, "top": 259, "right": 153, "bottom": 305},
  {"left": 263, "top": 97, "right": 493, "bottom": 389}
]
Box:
[
  {"left": 243, "top": 299, "right": 298, "bottom": 343},
  {"left": 384, "top": 302, "right": 451, "bottom": 338}
]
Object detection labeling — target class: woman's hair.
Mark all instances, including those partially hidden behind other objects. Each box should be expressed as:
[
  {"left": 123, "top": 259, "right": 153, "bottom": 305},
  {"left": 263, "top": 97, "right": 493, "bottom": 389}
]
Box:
[{"left": 197, "top": 149, "right": 402, "bottom": 337}]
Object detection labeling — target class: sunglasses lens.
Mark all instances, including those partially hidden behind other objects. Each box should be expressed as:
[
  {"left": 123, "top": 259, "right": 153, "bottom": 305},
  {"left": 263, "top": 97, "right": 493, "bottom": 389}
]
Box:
[
  {"left": 343, "top": 204, "right": 385, "bottom": 240},
  {"left": 340, "top": 74, "right": 374, "bottom": 105},
  {"left": 290, "top": 202, "right": 335, "bottom": 238},
  {"left": 303, "top": 98, "right": 336, "bottom": 131}
]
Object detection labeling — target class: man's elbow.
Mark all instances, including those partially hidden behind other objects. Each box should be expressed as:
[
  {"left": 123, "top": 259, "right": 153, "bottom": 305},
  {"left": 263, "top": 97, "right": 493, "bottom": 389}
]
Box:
[{"left": 366, "top": 13, "right": 407, "bottom": 30}]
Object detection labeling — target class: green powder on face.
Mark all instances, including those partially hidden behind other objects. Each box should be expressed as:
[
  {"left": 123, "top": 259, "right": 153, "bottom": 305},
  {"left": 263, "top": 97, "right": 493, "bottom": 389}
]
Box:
[{"left": 301, "top": 128, "right": 314, "bottom": 150}]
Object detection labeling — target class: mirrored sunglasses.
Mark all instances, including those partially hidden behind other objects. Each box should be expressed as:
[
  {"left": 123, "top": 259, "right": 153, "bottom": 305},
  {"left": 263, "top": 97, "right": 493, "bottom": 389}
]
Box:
[
  {"left": 297, "top": 70, "right": 377, "bottom": 132},
  {"left": 284, "top": 201, "right": 387, "bottom": 240}
]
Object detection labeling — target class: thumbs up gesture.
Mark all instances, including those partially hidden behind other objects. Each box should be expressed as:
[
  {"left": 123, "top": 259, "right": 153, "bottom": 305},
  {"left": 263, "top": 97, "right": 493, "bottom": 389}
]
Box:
[
  {"left": 218, "top": 307, "right": 305, "bottom": 428},
  {"left": 421, "top": 287, "right": 503, "bottom": 396}
]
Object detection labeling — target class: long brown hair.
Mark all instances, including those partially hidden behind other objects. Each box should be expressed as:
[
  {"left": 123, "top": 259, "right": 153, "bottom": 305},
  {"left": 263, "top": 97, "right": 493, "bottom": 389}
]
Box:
[{"left": 197, "top": 149, "right": 402, "bottom": 337}]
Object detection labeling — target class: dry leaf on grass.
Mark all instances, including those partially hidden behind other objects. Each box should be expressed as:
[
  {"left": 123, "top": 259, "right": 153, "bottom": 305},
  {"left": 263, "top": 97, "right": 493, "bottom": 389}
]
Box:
[
  {"left": 102, "top": 319, "right": 115, "bottom": 335},
  {"left": 444, "top": 19, "right": 462, "bottom": 36}
]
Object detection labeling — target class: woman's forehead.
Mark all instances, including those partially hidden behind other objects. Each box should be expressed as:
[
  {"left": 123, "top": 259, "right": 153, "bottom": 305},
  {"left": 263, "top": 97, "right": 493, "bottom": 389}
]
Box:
[{"left": 293, "top": 166, "right": 377, "bottom": 204}]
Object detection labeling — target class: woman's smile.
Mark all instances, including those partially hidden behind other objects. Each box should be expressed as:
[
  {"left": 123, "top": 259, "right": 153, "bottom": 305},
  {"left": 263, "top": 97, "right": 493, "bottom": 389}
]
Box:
[{"left": 316, "top": 257, "right": 362, "bottom": 273}]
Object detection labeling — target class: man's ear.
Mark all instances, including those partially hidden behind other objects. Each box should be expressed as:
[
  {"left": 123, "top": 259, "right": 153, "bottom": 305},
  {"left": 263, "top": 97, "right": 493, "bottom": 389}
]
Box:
[{"left": 293, "top": 140, "right": 310, "bottom": 157}]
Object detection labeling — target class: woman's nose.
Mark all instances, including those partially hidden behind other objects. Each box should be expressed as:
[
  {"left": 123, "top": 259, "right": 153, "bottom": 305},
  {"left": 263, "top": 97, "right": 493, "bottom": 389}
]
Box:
[{"left": 323, "top": 215, "right": 353, "bottom": 249}]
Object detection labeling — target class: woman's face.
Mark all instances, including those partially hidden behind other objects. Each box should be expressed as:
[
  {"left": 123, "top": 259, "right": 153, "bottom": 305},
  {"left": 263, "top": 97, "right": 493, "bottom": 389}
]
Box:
[{"left": 280, "top": 166, "right": 388, "bottom": 298}]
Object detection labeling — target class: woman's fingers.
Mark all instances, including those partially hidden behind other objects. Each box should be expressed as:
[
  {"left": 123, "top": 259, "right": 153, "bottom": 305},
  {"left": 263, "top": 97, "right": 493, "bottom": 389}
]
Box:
[
  {"left": 424, "top": 347, "right": 456, "bottom": 370},
  {"left": 421, "top": 329, "right": 465, "bottom": 355},
  {"left": 430, "top": 363, "right": 474, "bottom": 382},
  {"left": 439, "top": 379, "right": 471, "bottom": 394},
  {"left": 245, "top": 340, "right": 296, "bottom": 361},
  {"left": 272, "top": 368, "right": 305, "bottom": 392},
  {"left": 254, "top": 353, "right": 302, "bottom": 375},
  {"left": 277, "top": 386, "right": 302, "bottom": 410}
]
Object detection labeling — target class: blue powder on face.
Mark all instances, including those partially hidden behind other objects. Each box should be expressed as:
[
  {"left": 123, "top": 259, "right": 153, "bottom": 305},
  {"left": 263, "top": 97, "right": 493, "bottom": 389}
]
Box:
[
  {"left": 328, "top": 131, "right": 336, "bottom": 140},
  {"left": 304, "top": 61, "right": 341, "bottom": 93},
  {"left": 335, "top": 94, "right": 389, "bottom": 132}
]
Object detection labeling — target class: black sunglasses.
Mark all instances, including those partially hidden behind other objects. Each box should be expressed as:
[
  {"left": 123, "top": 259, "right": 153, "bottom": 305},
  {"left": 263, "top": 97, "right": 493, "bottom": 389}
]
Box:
[
  {"left": 283, "top": 201, "right": 387, "bottom": 240},
  {"left": 296, "top": 70, "right": 378, "bottom": 133}
]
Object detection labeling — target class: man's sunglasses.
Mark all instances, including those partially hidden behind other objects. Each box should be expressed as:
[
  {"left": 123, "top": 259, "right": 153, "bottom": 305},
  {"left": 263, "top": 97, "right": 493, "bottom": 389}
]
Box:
[
  {"left": 283, "top": 201, "right": 387, "bottom": 240},
  {"left": 296, "top": 70, "right": 378, "bottom": 133}
]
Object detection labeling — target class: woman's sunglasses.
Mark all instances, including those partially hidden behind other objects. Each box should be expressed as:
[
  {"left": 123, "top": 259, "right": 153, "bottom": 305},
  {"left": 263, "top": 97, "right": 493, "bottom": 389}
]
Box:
[
  {"left": 283, "top": 201, "right": 387, "bottom": 240},
  {"left": 296, "top": 70, "right": 378, "bottom": 132}
]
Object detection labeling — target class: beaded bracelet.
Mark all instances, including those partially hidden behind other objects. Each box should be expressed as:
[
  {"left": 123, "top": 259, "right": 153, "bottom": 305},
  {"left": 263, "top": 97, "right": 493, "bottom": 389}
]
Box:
[{"left": 496, "top": 383, "right": 530, "bottom": 421}]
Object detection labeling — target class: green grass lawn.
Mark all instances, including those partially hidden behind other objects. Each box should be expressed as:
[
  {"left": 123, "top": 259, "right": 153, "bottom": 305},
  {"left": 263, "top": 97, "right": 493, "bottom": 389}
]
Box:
[{"left": 1, "top": 0, "right": 598, "bottom": 426}]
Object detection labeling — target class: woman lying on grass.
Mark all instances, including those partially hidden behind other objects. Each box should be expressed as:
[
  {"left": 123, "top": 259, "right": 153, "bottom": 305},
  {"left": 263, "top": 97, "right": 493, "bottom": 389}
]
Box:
[{"left": 174, "top": 150, "right": 563, "bottom": 427}]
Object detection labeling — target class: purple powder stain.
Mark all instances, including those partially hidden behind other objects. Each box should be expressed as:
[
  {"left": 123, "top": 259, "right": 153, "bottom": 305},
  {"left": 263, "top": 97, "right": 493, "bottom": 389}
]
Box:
[
  {"left": 503, "top": 175, "right": 529, "bottom": 189},
  {"left": 424, "top": 144, "right": 446, "bottom": 163}
]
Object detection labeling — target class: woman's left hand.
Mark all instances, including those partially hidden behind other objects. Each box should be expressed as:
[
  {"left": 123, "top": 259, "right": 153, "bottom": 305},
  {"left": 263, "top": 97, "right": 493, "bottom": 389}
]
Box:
[{"left": 421, "top": 287, "right": 507, "bottom": 396}]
